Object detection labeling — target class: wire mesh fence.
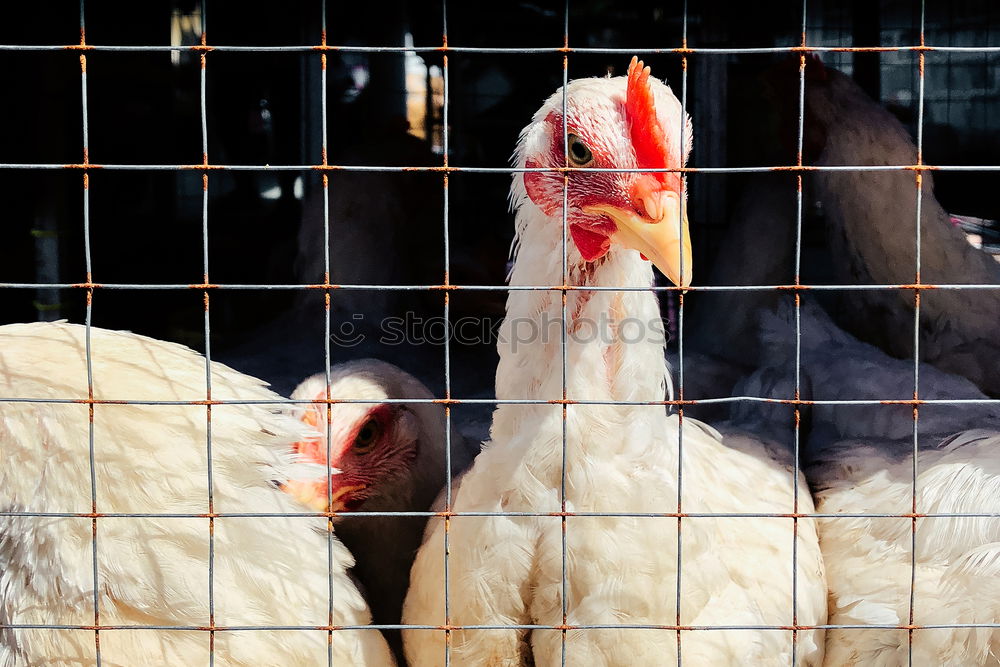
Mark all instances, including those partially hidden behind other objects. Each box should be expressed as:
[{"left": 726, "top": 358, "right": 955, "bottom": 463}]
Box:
[{"left": 2, "top": 0, "right": 1000, "bottom": 665}]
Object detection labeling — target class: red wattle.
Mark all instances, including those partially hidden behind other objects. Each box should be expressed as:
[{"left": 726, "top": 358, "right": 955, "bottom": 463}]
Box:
[{"left": 570, "top": 224, "right": 612, "bottom": 262}]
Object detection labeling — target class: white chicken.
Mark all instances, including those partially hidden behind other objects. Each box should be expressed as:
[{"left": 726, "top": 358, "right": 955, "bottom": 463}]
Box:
[
  {"left": 0, "top": 321, "right": 394, "bottom": 666},
  {"left": 741, "top": 299, "right": 1000, "bottom": 665},
  {"left": 285, "top": 360, "right": 475, "bottom": 662},
  {"left": 402, "top": 58, "right": 827, "bottom": 666}
]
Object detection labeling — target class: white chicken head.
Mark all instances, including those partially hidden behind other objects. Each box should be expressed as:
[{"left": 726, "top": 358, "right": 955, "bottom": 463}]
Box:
[
  {"left": 282, "top": 364, "right": 424, "bottom": 513},
  {"left": 513, "top": 56, "right": 694, "bottom": 286}
]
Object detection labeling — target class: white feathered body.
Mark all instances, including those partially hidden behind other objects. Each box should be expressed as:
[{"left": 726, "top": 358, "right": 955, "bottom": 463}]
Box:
[
  {"left": 403, "top": 75, "right": 827, "bottom": 664},
  {"left": 812, "top": 432, "right": 1000, "bottom": 666},
  {"left": 0, "top": 322, "right": 394, "bottom": 666},
  {"left": 752, "top": 301, "right": 1000, "bottom": 665}
]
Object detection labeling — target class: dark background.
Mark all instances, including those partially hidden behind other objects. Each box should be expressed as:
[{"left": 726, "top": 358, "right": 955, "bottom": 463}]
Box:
[{"left": 1, "top": 0, "right": 997, "bottom": 403}]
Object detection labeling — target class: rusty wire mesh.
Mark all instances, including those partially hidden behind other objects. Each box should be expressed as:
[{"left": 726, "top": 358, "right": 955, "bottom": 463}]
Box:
[{"left": 2, "top": 0, "right": 1000, "bottom": 666}]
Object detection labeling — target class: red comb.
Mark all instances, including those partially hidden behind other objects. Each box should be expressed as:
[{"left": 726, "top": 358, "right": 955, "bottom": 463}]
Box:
[{"left": 625, "top": 56, "right": 673, "bottom": 185}]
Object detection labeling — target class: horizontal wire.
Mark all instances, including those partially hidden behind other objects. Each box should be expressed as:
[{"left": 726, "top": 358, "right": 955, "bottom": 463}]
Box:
[
  {"left": 2, "top": 283, "right": 999, "bottom": 292},
  {"left": 1, "top": 163, "right": 999, "bottom": 173},
  {"left": 2, "top": 511, "right": 997, "bottom": 520},
  {"left": 5, "top": 22, "right": 999, "bottom": 654},
  {"left": 0, "top": 44, "right": 998, "bottom": 54},
  {"left": 4, "top": 622, "right": 999, "bottom": 631},
  {"left": 2, "top": 396, "right": 999, "bottom": 407},
  {"left": 7, "top": 8, "right": 996, "bottom": 658}
]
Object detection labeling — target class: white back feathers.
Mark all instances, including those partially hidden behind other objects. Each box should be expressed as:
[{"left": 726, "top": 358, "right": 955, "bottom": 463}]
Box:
[
  {"left": 0, "top": 321, "right": 394, "bottom": 666},
  {"left": 743, "top": 299, "right": 1000, "bottom": 664}
]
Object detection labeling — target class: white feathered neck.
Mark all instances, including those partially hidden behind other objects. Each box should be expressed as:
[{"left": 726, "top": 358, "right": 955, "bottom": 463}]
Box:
[
  {"left": 496, "top": 201, "right": 670, "bottom": 406},
  {"left": 477, "top": 182, "right": 680, "bottom": 514},
  {"left": 496, "top": 74, "right": 689, "bottom": 411}
]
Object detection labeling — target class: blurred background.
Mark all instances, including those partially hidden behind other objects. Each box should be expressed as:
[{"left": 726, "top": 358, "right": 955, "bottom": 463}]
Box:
[{"left": 0, "top": 0, "right": 997, "bottom": 411}]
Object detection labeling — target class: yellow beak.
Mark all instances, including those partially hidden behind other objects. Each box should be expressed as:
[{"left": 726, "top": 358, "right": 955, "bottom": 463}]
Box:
[{"left": 583, "top": 189, "right": 692, "bottom": 288}]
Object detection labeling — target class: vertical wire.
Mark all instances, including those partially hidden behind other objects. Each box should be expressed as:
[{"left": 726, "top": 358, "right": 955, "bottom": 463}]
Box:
[
  {"left": 79, "top": 1, "right": 100, "bottom": 663},
  {"left": 945, "top": 2, "right": 953, "bottom": 132},
  {"left": 196, "top": 3, "right": 216, "bottom": 663},
  {"left": 791, "top": 0, "right": 809, "bottom": 662},
  {"left": 441, "top": 1, "right": 453, "bottom": 665},
  {"left": 318, "top": 4, "right": 335, "bottom": 664},
  {"left": 675, "top": 3, "right": 688, "bottom": 663},
  {"left": 908, "top": 2, "right": 927, "bottom": 663},
  {"left": 441, "top": 2, "right": 453, "bottom": 665},
  {"left": 559, "top": 2, "right": 570, "bottom": 664}
]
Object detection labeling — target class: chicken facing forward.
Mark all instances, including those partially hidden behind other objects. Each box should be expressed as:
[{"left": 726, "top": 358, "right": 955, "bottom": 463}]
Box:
[
  {"left": 0, "top": 322, "right": 394, "bottom": 666},
  {"left": 402, "top": 58, "right": 826, "bottom": 666}
]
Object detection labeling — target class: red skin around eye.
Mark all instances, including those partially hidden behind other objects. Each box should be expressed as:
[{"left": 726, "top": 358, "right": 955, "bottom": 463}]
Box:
[
  {"left": 523, "top": 113, "right": 634, "bottom": 263},
  {"left": 285, "top": 403, "right": 399, "bottom": 510},
  {"left": 296, "top": 401, "right": 395, "bottom": 466}
]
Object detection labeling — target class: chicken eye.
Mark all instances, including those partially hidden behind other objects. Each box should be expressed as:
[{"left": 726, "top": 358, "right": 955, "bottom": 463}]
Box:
[
  {"left": 353, "top": 418, "right": 380, "bottom": 454},
  {"left": 567, "top": 134, "right": 593, "bottom": 166}
]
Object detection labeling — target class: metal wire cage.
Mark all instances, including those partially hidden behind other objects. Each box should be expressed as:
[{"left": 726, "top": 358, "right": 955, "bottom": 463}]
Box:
[{"left": 2, "top": 0, "right": 1000, "bottom": 665}]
